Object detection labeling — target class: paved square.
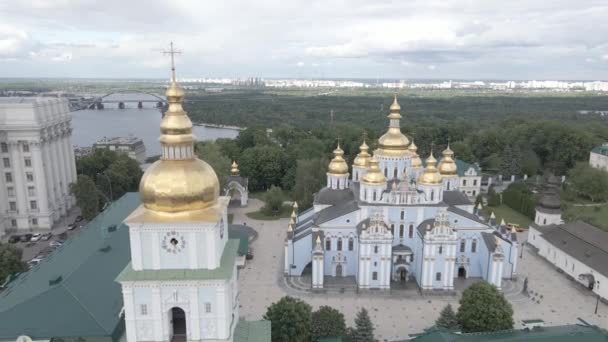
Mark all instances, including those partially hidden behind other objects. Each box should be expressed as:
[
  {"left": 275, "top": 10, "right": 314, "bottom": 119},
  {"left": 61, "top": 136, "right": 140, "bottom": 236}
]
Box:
[{"left": 233, "top": 200, "right": 607, "bottom": 341}]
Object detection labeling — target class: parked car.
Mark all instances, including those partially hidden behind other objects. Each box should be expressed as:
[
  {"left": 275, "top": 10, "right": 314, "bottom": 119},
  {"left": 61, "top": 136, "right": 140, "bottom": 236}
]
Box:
[
  {"left": 8, "top": 235, "right": 20, "bottom": 244},
  {"left": 41, "top": 233, "right": 52, "bottom": 241},
  {"left": 30, "top": 233, "right": 42, "bottom": 242},
  {"left": 20, "top": 234, "right": 33, "bottom": 242},
  {"left": 507, "top": 223, "right": 525, "bottom": 232},
  {"left": 27, "top": 259, "right": 41, "bottom": 268},
  {"left": 67, "top": 223, "right": 76, "bottom": 230},
  {"left": 49, "top": 240, "right": 64, "bottom": 248},
  {"left": 75, "top": 215, "right": 84, "bottom": 223}
]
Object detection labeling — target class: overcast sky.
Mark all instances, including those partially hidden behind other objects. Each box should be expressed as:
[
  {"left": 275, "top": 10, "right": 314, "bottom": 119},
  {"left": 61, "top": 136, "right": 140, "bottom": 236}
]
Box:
[{"left": 1, "top": 0, "right": 607, "bottom": 79}]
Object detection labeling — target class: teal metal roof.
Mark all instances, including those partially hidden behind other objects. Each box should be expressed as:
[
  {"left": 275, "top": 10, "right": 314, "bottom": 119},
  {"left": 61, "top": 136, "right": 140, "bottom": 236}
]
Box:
[
  {"left": 228, "top": 229, "right": 250, "bottom": 256},
  {"left": 0, "top": 193, "right": 141, "bottom": 340},
  {"left": 234, "top": 320, "right": 271, "bottom": 342},
  {"left": 116, "top": 240, "right": 239, "bottom": 282},
  {"left": 455, "top": 159, "right": 480, "bottom": 177},
  {"left": 410, "top": 324, "right": 608, "bottom": 341},
  {"left": 592, "top": 144, "right": 608, "bottom": 156}
]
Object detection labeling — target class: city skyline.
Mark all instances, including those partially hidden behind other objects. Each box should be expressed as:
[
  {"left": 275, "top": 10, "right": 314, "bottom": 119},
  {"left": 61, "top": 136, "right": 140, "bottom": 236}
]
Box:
[{"left": 1, "top": 1, "right": 608, "bottom": 79}]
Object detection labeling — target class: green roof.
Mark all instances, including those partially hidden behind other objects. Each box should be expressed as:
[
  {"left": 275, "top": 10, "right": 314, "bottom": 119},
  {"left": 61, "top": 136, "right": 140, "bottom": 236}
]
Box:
[
  {"left": 0, "top": 193, "right": 141, "bottom": 340},
  {"left": 455, "top": 159, "right": 481, "bottom": 177},
  {"left": 592, "top": 144, "right": 608, "bottom": 156},
  {"left": 234, "top": 320, "right": 272, "bottom": 342},
  {"left": 116, "top": 239, "right": 239, "bottom": 282},
  {"left": 410, "top": 324, "right": 608, "bottom": 342},
  {"left": 228, "top": 228, "right": 250, "bottom": 256}
]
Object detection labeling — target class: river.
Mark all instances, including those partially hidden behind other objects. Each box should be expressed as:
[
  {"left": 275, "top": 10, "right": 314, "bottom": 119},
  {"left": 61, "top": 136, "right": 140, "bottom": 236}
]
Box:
[{"left": 70, "top": 105, "right": 240, "bottom": 157}]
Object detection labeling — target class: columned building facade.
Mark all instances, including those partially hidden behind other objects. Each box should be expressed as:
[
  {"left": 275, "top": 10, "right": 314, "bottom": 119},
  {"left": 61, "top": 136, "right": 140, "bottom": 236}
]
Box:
[{"left": 0, "top": 98, "right": 77, "bottom": 235}]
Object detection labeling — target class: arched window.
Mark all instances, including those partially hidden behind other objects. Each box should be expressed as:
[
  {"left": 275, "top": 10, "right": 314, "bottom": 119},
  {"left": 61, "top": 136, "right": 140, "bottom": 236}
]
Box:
[
  {"left": 373, "top": 192, "right": 377, "bottom": 201},
  {"left": 384, "top": 168, "right": 388, "bottom": 177},
  {"left": 436, "top": 272, "right": 442, "bottom": 281},
  {"left": 348, "top": 238, "right": 354, "bottom": 251},
  {"left": 543, "top": 218, "right": 547, "bottom": 225},
  {"left": 325, "top": 238, "right": 331, "bottom": 251},
  {"left": 438, "top": 246, "right": 443, "bottom": 254},
  {"left": 430, "top": 191, "right": 434, "bottom": 201},
  {"left": 447, "top": 182, "right": 450, "bottom": 190},
  {"left": 400, "top": 211, "right": 404, "bottom": 220},
  {"left": 363, "top": 189, "right": 367, "bottom": 201},
  {"left": 337, "top": 238, "right": 343, "bottom": 251},
  {"left": 399, "top": 224, "right": 404, "bottom": 238},
  {"left": 473, "top": 190, "right": 476, "bottom": 196},
  {"left": 471, "top": 239, "right": 477, "bottom": 253},
  {"left": 390, "top": 224, "right": 394, "bottom": 236},
  {"left": 463, "top": 179, "right": 467, "bottom": 186},
  {"left": 394, "top": 168, "right": 398, "bottom": 178},
  {"left": 409, "top": 224, "right": 413, "bottom": 238},
  {"left": 374, "top": 246, "right": 379, "bottom": 254},
  {"left": 460, "top": 239, "right": 466, "bottom": 253},
  {"left": 372, "top": 272, "right": 378, "bottom": 280}
]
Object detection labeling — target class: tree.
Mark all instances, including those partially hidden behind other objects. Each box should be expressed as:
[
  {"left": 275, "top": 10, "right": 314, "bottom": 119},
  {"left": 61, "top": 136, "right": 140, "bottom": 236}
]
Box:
[
  {"left": 70, "top": 175, "right": 102, "bottom": 220},
  {"left": 262, "top": 186, "right": 285, "bottom": 216},
  {"left": 500, "top": 144, "right": 522, "bottom": 177},
  {"left": 353, "top": 308, "right": 375, "bottom": 342},
  {"left": 0, "top": 244, "right": 27, "bottom": 284},
  {"left": 568, "top": 162, "right": 608, "bottom": 202},
  {"left": 435, "top": 304, "right": 459, "bottom": 330},
  {"left": 291, "top": 158, "right": 328, "bottom": 210},
  {"left": 239, "top": 145, "right": 287, "bottom": 190},
  {"left": 196, "top": 141, "right": 231, "bottom": 188},
  {"left": 312, "top": 306, "right": 347, "bottom": 341},
  {"left": 263, "top": 296, "right": 311, "bottom": 342},
  {"left": 474, "top": 194, "right": 483, "bottom": 207},
  {"left": 521, "top": 149, "right": 541, "bottom": 176},
  {"left": 456, "top": 281, "right": 514, "bottom": 333},
  {"left": 487, "top": 186, "right": 500, "bottom": 207}
]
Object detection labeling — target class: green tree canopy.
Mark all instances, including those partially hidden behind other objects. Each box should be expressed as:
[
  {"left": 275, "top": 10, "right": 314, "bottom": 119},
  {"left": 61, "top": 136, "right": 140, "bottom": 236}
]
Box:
[
  {"left": 196, "top": 141, "right": 231, "bottom": 188},
  {"left": 0, "top": 244, "right": 27, "bottom": 284},
  {"left": 70, "top": 175, "right": 102, "bottom": 220},
  {"left": 456, "top": 281, "right": 514, "bottom": 333},
  {"left": 239, "top": 145, "right": 287, "bottom": 190},
  {"left": 263, "top": 296, "right": 312, "bottom": 342},
  {"left": 353, "top": 308, "right": 375, "bottom": 342},
  {"left": 435, "top": 304, "right": 459, "bottom": 331},
  {"left": 567, "top": 162, "right": 608, "bottom": 202},
  {"left": 262, "top": 186, "right": 285, "bottom": 216},
  {"left": 292, "top": 158, "right": 328, "bottom": 210},
  {"left": 312, "top": 306, "right": 347, "bottom": 342}
]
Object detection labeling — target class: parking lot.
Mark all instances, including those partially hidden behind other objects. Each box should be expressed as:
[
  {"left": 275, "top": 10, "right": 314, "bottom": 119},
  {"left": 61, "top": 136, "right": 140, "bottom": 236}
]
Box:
[{"left": 2, "top": 207, "right": 86, "bottom": 266}]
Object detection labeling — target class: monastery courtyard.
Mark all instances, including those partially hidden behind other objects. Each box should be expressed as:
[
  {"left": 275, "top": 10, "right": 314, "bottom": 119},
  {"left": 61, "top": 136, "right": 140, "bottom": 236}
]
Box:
[{"left": 233, "top": 199, "right": 608, "bottom": 341}]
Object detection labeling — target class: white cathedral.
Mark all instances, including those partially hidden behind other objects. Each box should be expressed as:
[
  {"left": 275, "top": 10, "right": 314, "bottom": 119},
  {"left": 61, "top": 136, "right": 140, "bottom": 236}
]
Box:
[{"left": 285, "top": 97, "right": 518, "bottom": 291}]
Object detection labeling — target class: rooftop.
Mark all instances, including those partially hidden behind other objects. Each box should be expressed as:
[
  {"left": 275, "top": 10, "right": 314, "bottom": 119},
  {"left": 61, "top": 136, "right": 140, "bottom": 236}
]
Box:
[
  {"left": 591, "top": 144, "right": 608, "bottom": 156},
  {"left": 94, "top": 136, "right": 144, "bottom": 146}
]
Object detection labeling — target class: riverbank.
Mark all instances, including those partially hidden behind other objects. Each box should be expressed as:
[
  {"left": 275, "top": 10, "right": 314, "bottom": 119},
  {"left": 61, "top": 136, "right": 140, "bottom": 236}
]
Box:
[{"left": 194, "top": 122, "right": 245, "bottom": 131}]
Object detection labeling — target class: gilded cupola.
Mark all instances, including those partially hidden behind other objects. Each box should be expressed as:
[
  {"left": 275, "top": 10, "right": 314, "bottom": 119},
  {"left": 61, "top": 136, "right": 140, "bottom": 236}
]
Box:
[
  {"left": 139, "top": 52, "right": 220, "bottom": 213},
  {"left": 361, "top": 158, "right": 386, "bottom": 185},
  {"left": 438, "top": 143, "right": 458, "bottom": 176},
  {"left": 231, "top": 160, "right": 240, "bottom": 176},
  {"left": 418, "top": 149, "right": 443, "bottom": 185},
  {"left": 408, "top": 139, "right": 423, "bottom": 168},
  {"left": 327, "top": 143, "right": 349, "bottom": 175},
  {"left": 377, "top": 95, "right": 410, "bottom": 157},
  {"left": 353, "top": 135, "right": 371, "bottom": 168}
]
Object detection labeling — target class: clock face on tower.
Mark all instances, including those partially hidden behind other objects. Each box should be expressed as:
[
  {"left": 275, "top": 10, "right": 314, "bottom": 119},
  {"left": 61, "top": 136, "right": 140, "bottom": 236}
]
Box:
[{"left": 161, "top": 231, "right": 186, "bottom": 254}]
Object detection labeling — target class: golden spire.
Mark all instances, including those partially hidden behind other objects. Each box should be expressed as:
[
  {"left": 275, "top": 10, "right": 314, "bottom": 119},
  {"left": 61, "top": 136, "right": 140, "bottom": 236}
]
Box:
[
  {"left": 377, "top": 95, "right": 410, "bottom": 157},
  {"left": 231, "top": 160, "right": 240, "bottom": 176},
  {"left": 139, "top": 42, "right": 219, "bottom": 213},
  {"left": 353, "top": 132, "right": 372, "bottom": 168},
  {"left": 409, "top": 138, "right": 423, "bottom": 168},
  {"left": 417, "top": 146, "right": 443, "bottom": 185},
  {"left": 361, "top": 157, "right": 386, "bottom": 185},
  {"left": 328, "top": 142, "right": 349, "bottom": 175},
  {"left": 314, "top": 235, "right": 322, "bottom": 251},
  {"left": 438, "top": 140, "right": 458, "bottom": 176},
  {"left": 293, "top": 201, "right": 298, "bottom": 210},
  {"left": 287, "top": 222, "right": 293, "bottom": 233},
  {"left": 291, "top": 209, "right": 297, "bottom": 220}
]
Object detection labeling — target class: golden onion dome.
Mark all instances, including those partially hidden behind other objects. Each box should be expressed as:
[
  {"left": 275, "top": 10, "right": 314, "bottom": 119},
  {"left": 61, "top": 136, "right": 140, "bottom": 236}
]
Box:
[
  {"left": 377, "top": 95, "right": 410, "bottom": 156},
  {"left": 409, "top": 140, "right": 423, "bottom": 168},
  {"left": 438, "top": 144, "right": 458, "bottom": 176},
  {"left": 139, "top": 61, "right": 220, "bottom": 213},
  {"left": 361, "top": 158, "right": 386, "bottom": 185},
  {"left": 353, "top": 137, "right": 371, "bottom": 168},
  {"left": 230, "top": 160, "right": 240, "bottom": 176},
  {"left": 418, "top": 150, "right": 443, "bottom": 185},
  {"left": 327, "top": 143, "right": 349, "bottom": 175}
]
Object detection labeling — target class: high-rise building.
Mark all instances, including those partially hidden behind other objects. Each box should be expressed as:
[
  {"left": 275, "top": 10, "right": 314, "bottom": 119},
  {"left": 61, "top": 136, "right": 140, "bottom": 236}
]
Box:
[
  {"left": 0, "top": 97, "right": 77, "bottom": 235},
  {"left": 94, "top": 136, "right": 147, "bottom": 163}
]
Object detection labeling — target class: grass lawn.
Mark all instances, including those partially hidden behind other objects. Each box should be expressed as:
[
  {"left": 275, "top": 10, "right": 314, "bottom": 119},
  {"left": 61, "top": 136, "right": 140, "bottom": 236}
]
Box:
[
  {"left": 563, "top": 204, "right": 608, "bottom": 232},
  {"left": 483, "top": 204, "right": 532, "bottom": 227},
  {"left": 245, "top": 204, "right": 292, "bottom": 221}
]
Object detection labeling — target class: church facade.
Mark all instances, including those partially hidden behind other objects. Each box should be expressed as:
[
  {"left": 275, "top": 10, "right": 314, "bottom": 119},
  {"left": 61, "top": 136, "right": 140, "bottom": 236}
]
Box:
[{"left": 285, "top": 97, "right": 518, "bottom": 291}]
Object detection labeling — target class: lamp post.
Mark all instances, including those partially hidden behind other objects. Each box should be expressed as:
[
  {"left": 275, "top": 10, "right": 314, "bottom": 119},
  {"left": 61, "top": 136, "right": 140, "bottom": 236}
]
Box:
[{"left": 97, "top": 172, "right": 113, "bottom": 201}]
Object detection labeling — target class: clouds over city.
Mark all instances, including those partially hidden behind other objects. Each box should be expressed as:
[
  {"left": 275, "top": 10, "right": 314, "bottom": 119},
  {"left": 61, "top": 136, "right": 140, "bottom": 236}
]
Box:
[{"left": 1, "top": 0, "right": 607, "bottom": 79}]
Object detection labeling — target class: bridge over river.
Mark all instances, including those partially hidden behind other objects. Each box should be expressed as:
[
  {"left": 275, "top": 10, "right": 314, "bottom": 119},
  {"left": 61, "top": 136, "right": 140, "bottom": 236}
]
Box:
[{"left": 69, "top": 90, "right": 167, "bottom": 111}]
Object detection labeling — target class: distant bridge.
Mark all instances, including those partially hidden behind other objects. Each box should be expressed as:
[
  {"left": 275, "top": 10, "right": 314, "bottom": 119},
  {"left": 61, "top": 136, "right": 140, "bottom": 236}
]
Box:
[{"left": 70, "top": 90, "right": 167, "bottom": 111}]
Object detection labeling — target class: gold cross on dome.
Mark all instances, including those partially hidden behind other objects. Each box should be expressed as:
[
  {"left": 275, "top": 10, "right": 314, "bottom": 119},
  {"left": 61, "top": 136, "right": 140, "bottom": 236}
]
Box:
[{"left": 162, "top": 41, "right": 182, "bottom": 81}]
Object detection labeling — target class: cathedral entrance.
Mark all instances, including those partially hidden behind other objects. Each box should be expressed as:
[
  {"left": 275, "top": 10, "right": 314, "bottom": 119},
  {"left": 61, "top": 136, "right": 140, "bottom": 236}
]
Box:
[
  {"left": 400, "top": 269, "right": 408, "bottom": 283},
  {"left": 169, "top": 307, "right": 187, "bottom": 342},
  {"left": 458, "top": 266, "right": 467, "bottom": 279},
  {"left": 335, "top": 264, "right": 343, "bottom": 277}
]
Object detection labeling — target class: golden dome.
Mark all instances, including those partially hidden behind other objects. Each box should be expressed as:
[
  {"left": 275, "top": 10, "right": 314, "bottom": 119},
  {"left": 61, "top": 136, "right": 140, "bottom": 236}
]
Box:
[
  {"left": 353, "top": 136, "right": 371, "bottom": 168},
  {"left": 409, "top": 139, "right": 423, "bottom": 168},
  {"left": 361, "top": 158, "right": 386, "bottom": 185},
  {"left": 231, "top": 160, "right": 240, "bottom": 176},
  {"left": 328, "top": 143, "right": 349, "bottom": 175},
  {"left": 418, "top": 150, "right": 443, "bottom": 185},
  {"left": 377, "top": 95, "right": 410, "bottom": 157},
  {"left": 438, "top": 144, "right": 458, "bottom": 176},
  {"left": 139, "top": 60, "right": 220, "bottom": 213}
]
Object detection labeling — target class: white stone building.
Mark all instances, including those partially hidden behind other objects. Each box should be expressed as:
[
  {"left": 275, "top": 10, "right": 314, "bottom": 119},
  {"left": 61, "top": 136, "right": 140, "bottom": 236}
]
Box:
[
  {"left": 94, "top": 136, "right": 147, "bottom": 163},
  {"left": 0, "top": 97, "right": 77, "bottom": 235},
  {"left": 590, "top": 144, "right": 608, "bottom": 171}
]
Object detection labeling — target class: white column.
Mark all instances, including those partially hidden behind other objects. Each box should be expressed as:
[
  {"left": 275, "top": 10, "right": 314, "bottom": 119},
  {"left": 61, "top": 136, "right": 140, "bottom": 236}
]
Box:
[
  {"left": 152, "top": 232, "right": 161, "bottom": 269},
  {"left": 130, "top": 229, "right": 143, "bottom": 270},
  {"left": 151, "top": 287, "right": 164, "bottom": 341},
  {"left": 216, "top": 287, "right": 227, "bottom": 339},
  {"left": 49, "top": 131, "right": 65, "bottom": 215},
  {"left": 122, "top": 286, "right": 137, "bottom": 342},
  {"left": 31, "top": 142, "right": 50, "bottom": 216},
  {"left": 496, "top": 260, "right": 504, "bottom": 289},
  {"left": 428, "top": 258, "right": 435, "bottom": 289},
  {"left": 41, "top": 137, "right": 58, "bottom": 220},
  {"left": 56, "top": 128, "right": 69, "bottom": 208},
  {"left": 10, "top": 142, "right": 28, "bottom": 218},
  {"left": 61, "top": 132, "right": 76, "bottom": 206},
  {"left": 189, "top": 287, "right": 201, "bottom": 341},
  {"left": 189, "top": 231, "right": 199, "bottom": 269}
]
